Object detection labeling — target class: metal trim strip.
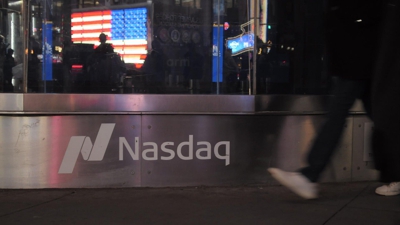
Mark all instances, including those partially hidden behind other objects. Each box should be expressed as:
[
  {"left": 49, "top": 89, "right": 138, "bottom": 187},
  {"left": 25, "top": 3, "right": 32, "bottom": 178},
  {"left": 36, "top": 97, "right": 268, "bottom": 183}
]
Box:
[{"left": 0, "top": 94, "right": 366, "bottom": 115}]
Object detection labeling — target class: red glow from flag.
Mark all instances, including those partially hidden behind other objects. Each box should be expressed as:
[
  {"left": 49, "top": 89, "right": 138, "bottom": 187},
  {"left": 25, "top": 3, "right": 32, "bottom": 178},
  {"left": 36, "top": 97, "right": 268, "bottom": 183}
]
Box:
[
  {"left": 71, "top": 9, "right": 147, "bottom": 65},
  {"left": 72, "top": 65, "right": 83, "bottom": 69}
]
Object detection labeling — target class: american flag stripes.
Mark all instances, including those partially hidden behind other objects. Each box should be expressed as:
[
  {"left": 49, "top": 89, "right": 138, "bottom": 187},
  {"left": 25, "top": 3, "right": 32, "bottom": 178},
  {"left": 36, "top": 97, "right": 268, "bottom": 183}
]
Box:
[{"left": 71, "top": 7, "right": 148, "bottom": 67}]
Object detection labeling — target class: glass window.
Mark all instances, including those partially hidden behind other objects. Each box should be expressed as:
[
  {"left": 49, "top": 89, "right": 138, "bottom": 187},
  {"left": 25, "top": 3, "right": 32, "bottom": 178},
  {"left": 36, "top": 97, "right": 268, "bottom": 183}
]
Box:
[
  {"left": 259, "top": 0, "right": 328, "bottom": 94},
  {"left": 0, "top": 0, "right": 331, "bottom": 95},
  {"left": 1, "top": 0, "right": 23, "bottom": 93}
]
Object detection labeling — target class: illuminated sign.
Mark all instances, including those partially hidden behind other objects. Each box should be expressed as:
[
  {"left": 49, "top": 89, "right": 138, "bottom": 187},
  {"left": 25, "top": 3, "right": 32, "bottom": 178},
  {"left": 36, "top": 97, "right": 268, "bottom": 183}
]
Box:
[
  {"left": 71, "top": 8, "right": 148, "bottom": 65},
  {"left": 212, "top": 25, "right": 224, "bottom": 82},
  {"left": 226, "top": 33, "right": 254, "bottom": 56},
  {"left": 42, "top": 22, "right": 53, "bottom": 81},
  {"left": 226, "top": 20, "right": 255, "bottom": 56}
]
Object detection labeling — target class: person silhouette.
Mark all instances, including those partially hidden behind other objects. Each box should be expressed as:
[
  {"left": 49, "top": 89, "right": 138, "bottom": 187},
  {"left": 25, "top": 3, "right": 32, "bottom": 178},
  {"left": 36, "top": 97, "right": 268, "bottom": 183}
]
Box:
[
  {"left": 141, "top": 40, "right": 165, "bottom": 93},
  {"left": 3, "top": 48, "right": 16, "bottom": 92},
  {"left": 95, "top": 33, "right": 114, "bottom": 54},
  {"left": 0, "top": 35, "right": 9, "bottom": 92}
]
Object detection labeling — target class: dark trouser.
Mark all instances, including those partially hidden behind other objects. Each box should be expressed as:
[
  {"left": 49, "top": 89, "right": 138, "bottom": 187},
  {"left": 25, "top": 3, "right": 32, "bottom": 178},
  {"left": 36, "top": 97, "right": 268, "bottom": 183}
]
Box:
[{"left": 300, "top": 78, "right": 372, "bottom": 182}]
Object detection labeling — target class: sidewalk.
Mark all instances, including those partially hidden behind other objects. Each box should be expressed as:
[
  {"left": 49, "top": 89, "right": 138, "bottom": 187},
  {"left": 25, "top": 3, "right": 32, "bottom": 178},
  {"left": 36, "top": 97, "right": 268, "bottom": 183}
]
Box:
[{"left": 0, "top": 181, "right": 399, "bottom": 225}]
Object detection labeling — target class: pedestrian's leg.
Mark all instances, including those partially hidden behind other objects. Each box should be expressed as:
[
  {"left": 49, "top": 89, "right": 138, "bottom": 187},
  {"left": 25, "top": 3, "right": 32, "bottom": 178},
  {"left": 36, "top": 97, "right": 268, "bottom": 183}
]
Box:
[{"left": 300, "top": 79, "right": 365, "bottom": 182}]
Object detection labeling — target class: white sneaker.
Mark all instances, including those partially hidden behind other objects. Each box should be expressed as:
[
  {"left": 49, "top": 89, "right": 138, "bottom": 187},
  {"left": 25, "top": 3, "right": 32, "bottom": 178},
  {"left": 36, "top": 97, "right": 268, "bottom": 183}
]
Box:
[
  {"left": 375, "top": 182, "right": 400, "bottom": 196},
  {"left": 268, "top": 168, "right": 318, "bottom": 199}
]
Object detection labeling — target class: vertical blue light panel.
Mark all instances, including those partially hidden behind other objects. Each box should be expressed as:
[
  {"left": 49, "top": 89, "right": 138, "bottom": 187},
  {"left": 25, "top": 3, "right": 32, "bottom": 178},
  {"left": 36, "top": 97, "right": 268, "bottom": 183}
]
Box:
[
  {"left": 212, "top": 26, "right": 224, "bottom": 82},
  {"left": 42, "top": 22, "right": 53, "bottom": 81}
]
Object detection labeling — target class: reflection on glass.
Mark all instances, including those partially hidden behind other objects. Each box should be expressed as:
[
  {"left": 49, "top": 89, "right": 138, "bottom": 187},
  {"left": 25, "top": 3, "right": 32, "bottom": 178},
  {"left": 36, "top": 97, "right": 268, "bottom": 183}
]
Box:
[{"left": 0, "top": 0, "right": 330, "bottom": 95}]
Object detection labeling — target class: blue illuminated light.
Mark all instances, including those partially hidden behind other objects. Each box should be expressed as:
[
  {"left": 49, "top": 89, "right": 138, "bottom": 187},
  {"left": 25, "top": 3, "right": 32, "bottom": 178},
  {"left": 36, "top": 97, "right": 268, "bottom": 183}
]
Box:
[
  {"left": 225, "top": 20, "right": 255, "bottom": 56},
  {"left": 226, "top": 32, "right": 254, "bottom": 56},
  {"left": 111, "top": 8, "right": 147, "bottom": 40},
  {"left": 212, "top": 26, "right": 224, "bottom": 82}
]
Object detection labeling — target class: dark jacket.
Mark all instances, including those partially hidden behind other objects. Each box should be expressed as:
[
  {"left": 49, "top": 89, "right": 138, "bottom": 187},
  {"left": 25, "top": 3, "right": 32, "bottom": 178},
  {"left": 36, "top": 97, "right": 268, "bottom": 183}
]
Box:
[
  {"left": 371, "top": 0, "right": 400, "bottom": 182},
  {"left": 95, "top": 43, "right": 114, "bottom": 54},
  {"left": 142, "top": 50, "right": 165, "bottom": 82},
  {"left": 3, "top": 54, "right": 16, "bottom": 79},
  {"left": 325, "top": 0, "right": 384, "bottom": 80}
]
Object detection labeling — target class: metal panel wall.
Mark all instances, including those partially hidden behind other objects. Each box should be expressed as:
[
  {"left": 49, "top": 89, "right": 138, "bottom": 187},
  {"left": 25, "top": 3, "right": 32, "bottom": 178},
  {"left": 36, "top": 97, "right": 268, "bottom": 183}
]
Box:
[
  {"left": 318, "top": 117, "right": 354, "bottom": 183},
  {"left": 0, "top": 94, "right": 377, "bottom": 188},
  {"left": 0, "top": 115, "right": 141, "bottom": 188},
  {"left": 351, "top": 116, "right": 379, "bottom": 181},
  {"left": 0, "top": 114, "right": 369, "bottom": 189},
  {"left": 0, "top": 94, "right": 23, "bottom": 112}
]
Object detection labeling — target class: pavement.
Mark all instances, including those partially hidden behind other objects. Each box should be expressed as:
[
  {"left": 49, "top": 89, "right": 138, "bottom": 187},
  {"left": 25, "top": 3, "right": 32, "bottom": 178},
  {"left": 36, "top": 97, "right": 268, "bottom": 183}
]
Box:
[{"left": 0, "top": 181, "right": 399, "bottom": 225}]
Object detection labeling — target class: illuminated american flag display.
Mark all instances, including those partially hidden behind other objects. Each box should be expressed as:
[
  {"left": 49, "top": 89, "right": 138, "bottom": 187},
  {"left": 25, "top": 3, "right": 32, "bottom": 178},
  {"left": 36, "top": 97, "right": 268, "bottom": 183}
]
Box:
[{"left": 71, "top": 7, "right": 148, "bottom": 67}]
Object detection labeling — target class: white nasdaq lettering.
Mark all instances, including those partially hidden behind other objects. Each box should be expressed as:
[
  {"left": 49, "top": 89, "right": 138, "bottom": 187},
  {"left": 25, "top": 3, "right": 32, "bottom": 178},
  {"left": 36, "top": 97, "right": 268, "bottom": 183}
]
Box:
[
  {"left": 177, "top": 135, "right": 193, "bottom": 160},
  {"left": 143, "top": 142, "right": 158, "bottom": 160},
  {"left": 161, "top": 142, "right": 175, "bottom": 160},
  {"left": 214, "top": 141, "right": 230, "bottom": 165},
  {"left": 119, "top": 137, "right": 139, "bottom": 160},
  {"left": 196, "top": 141, "right": 212, "bottom": 160},
  {"left": 118, "top": 136, "right": 230, "bottom": 165}
]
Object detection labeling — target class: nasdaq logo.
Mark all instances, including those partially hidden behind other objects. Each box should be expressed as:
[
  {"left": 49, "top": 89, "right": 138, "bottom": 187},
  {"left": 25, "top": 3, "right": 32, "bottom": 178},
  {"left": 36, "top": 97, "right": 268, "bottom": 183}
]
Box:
[
  {"left": 58, "top": 124, "right": 115, "bottom": 174},
  {"left": 59, "top": 124, "right": 230, "bottom": 174}
]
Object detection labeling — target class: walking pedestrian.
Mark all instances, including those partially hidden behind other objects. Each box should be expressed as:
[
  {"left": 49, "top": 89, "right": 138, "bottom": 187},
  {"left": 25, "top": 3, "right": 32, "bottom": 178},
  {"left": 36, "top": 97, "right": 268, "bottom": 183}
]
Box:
[
  {"left": 268, "top": 0, "right": 384, "bottom": 199},
  {"left": 371, "top": 0, "right": 400, "bottom": 197}
]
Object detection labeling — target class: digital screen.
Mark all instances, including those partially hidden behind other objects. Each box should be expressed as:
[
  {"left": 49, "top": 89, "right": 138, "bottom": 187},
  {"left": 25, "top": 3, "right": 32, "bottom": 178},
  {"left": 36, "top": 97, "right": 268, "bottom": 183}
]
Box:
[{"left": 71, "top": 8, "right": 148, "bottom": 65}]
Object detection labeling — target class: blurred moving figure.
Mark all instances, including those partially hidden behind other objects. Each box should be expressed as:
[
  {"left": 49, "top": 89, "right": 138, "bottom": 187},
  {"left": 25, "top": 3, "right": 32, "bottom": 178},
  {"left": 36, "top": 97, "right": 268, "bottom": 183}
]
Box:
[
  {"left": 141, "top": 40, "right": 166, "bottom": 93},
  {"left": 62, "top": 38, "right": 73, "bottom": 93},
  {"left": 268, "top": 0, "right": 384, "bottom": 199},
  {"left": 184, "top": 43, "right": 204, "bottom": 91},
  {"left": 223, "top": 48, "right": 239, "bottom": 93},
  {"left": 28, "top": 36, "right": 41, "bottom": 92},
  {"left": 3, "top": 49, "right": 16, "bottom": 92},
  {"left": 371, "top": 0, "right": 400, "bottom": 196},
  {"left": 0, "top": 35, "right": 8, "bottom": 92}
]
